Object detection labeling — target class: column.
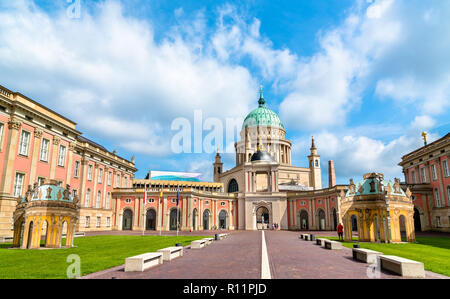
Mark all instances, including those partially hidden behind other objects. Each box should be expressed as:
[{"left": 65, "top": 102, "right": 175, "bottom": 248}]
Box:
[
  {"left": 182, "top": 196, "right": 187, "bottom": 230},
  {"left": 0, "top": 118, "right": 21, "bottom": 195}
]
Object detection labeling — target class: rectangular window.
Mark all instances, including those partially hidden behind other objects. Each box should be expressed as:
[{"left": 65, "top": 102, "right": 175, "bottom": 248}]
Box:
[
  {"left": 116, "top": 174, "right": 120, "bottom": 187},
  {"left": 98, "top": 168, "right": 103, "bottom": 184},
  {"left": 18, "top": 131, "right": 30, "bottom": 156},
  {"left": 37, "top": 177, "right": 45, "bottom": 186},
  {"left": 123, "top": 176, "right": 127, "bottom": 188},
  {"left": 443, "top": 160, "right": 449, "bottom": 177},
  {"left": 96, "top": 216, "right": 101, "bottom": 228},
  {"left": 420, "top": 167, "right": 426, "bottom": 183},
  {"left": 74, "top": 161, "right": 80, "bottom": 178},
  {"left": 57, "top": 145, "right": 66, "bottom": 166},
  {"left": 431, "top": 164, "right": 437, "bottom": 181},
  {"left": 436, "top": 216, "right": 441, "bottom": 227},
  {"left": 106, "top": 217, "right": 111, "bottom": 227},
  {"left": 39, "top": 138, "right": 49, "bottom": 161},
  {"left": 0, "top": 123, "right": 4, "bottom": 150},
  {"left": 106, "top": 192, "right": 111, "bottom": 209},
  {"left": 96, "top": 191, "right": 101, "bottom": 208},
  {"left": 85, "top": 216, "right": 90, "bottom": 228},
  {"left": 87, "top": 165, "right": 93, "bottom": 181},
  {"left": 13, "top": 173, "right": 25, "bottom": 197},
  {"left": 108, "top": 172, "right": 112, "bottom": 186},
  {"left": 435, "top": 188, "right": 441, "bottom": 207},
  {"left": 411, "top": 171, "right": 416, "bottom": 184}
]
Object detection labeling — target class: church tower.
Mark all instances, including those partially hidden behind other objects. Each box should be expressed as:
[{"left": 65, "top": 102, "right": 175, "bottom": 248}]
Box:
[
  {"left": 213, "top": 147, "right": 223, "bottom": 182},
  {"left": 308, "top": 136, "right": 322, "bottom": 189}
]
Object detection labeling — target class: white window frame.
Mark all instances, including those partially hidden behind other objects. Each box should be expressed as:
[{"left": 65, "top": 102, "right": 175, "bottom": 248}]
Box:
[
  {"left": 431, "top": 164, "right": 437, "bottom": 181},
  {"left": 443, "top": 160, "right": 449, "bottom": 177},
  {"left": 39, "top": 138, "right": 49, "bottom": 162},
  {"left": 0, "top": 123, "right": 4, "bottom": 151},
  {"left": 87, "top": 165, "right": 93, "bottom": 181},
  {"left": 96, "top": 216, "right": 101, "bottom": 228},
  {"left": 85, "top": 216, "right": 90, "bottom": 228},
  {"left": 18, "top": 130, "right": 30, "bottom": 156},
  {"left": 123, "top": 176, "right": 127, "bottom": 188},
  {"left": 85, "top": 188, "right": 91, "bottom": 207},
  {"left": 57, "top": 145, "right": 66, "bottom": 167},
  {"left": 98, "top": 168, "right": 103, "bottom": 184},
  {"left": 74, "top": 161, "right": 80, "bottom": 178},
  {"left": 96, "top": 191, "right": 101, "bottom": 208},
  {"left": 116, "top": 174, "right": 120, "bottom": 187},
  {"left": 106, "top": 217, "right": 111, "bottom": 227},
  {"left": 108, "top": 172, "right": 112, "bottom": 186},
  {"left": 13, "top": 173, "right": 25, "bottom": 197},
  {"left": 436, "top": 216, "right": 441, "bottom": 227},
  {"left": 411, "top": 170, "right": 416, "bottom": 184},
  {"left": 435, "top": 188, "right": 441, "bottom": 208},
  {"left": 106, "top": 192, "right": 111, "bottom": 209},
  {"left": 420, "top": 167, "right": 426, "bottom": 183}
]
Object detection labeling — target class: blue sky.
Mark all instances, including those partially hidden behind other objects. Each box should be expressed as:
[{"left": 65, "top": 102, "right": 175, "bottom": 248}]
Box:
[{"left": 0, "top": 0, "right": 449, "bottom": 185}]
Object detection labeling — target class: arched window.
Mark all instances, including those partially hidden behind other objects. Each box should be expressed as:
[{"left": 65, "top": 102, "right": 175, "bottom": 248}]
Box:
[
  {"left": 96, "top": 191, "right": 101, "bottom": 208},
  {"left": 228, "top": 179, "right": 239, "bottom": 193},
  {"left": 106, "top": 192, "right": 111, "bottom": 209},
  {"left": 85, "top": 188, "right": 91, "bottom": 207}
]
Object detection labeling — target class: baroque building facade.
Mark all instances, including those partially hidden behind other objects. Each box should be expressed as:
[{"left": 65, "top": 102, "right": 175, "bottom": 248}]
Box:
[
  {"left": 0, "top": 85, "right": 136, "bottom": 241},
  {"left": 399, "top": 133, "right": 450, "bottom": 232},
  {"left": 3, "top": 84, "right": 445, "bottom": 238}
]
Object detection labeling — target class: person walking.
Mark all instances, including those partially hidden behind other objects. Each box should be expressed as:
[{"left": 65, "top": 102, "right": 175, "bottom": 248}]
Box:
[{"left": 337, "top": 223, "right": 344, "bottom": 241}]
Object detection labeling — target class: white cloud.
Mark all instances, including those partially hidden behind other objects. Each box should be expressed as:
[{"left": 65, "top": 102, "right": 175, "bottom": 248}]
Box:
[
  {"left": 0, "top": 0, "right": 257, "bottom": 157},
  {"left": 279, "top": 0, "right": 450, "bottom": 130}
]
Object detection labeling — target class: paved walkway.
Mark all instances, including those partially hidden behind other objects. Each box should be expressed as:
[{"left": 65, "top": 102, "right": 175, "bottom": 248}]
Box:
[
  {"left": 82, "top": 231, "right": 261, "bottom": 279},
  {"left": 82, "top": 230, "right": 448, "bottom": 279}
]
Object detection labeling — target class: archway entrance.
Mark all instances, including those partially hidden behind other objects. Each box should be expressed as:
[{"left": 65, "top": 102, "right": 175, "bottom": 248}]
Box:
[
  {"left": 300, "top": 210, "right": 308, "bottom": 230},
  {"left": 122, "top": 209, "right": 133, "bottom": 230},
  {"left": 203, "top": 210, "right": 210, "bottom": 230},
  {"left": 318, "top": 210, "right": 326, "bottom": 230},
  {"left": 219, "top": 210, "right": 227, "bottom": 229},
  {"left": 351, "top": 215, "right": 358, "bottom": 232},
  {"left": 146, "top": 209, "right": 156, "bottom": 230},
  {"left": 27, "top": 221, "right": 33, "bottom": 249},
  {"left": 170, "top": 208, "right": 180, "bottom": 231},
  {"left": 399, "top": 214, "right": 407, "bottom": 241},
  {"left": 192, "top": 208, "right": 198, "bottom": 231},
  {"left": 61, "top": 221, "right": 68, "bottom": 247},
  {"left": 256, "top": 206, "right": 269, "bottom": 230},
  {"left": 332, "top": 209, "right": 337, "bottom": 231},
  {"left": 41, "top": 220, "right": 48, "bottom": 248},
  {"left": 414, "top": 208, "right": 421, "bottom": 232}
]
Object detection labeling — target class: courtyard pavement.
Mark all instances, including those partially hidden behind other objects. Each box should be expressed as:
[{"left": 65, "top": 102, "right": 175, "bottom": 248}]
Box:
[{"left": 81, "top": 230, "right": 448, "bottom": 279}]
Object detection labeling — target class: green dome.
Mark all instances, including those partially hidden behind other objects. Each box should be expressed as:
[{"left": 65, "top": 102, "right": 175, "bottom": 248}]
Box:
[{"left": 242, "top": 90, "right": 284, "bottom": 130}]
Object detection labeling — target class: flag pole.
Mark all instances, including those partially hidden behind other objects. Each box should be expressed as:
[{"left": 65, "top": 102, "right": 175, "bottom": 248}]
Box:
[
  {"left": 160, "top": 183, "right": 163, "bottom": 236},
  {"left": 176, "top": 183, "right": 179, "bottom": 237},
  {"left": 142, "top": 183, "right": 146, "bottom": 237}
]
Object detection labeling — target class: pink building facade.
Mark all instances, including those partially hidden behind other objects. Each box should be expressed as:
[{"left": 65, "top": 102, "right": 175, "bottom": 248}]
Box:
[
  {"left": 0, "top": 85, "right": 136, "bottom": 240},
  {"left": 400, "top": 133, "right": 450, "bottom": 232}
]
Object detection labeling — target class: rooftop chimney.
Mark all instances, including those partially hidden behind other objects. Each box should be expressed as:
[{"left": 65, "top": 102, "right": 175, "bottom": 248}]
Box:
[{"left": 328, "top": 160, "right": 336, "bottom": 188}]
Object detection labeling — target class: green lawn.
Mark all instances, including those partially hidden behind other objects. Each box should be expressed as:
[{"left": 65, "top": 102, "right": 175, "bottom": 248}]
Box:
[
  {"left": 322, "top": 236, "right": 450, "bottom": 276},
  {"left": 0, "top": 235, "right": 208, "bottom": 279}
]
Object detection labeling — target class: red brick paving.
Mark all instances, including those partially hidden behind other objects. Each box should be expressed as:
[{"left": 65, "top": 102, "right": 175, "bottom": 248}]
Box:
[
  {"left": 264, "top": 230, "right": 446, "bottom": 279},
  {"left": 81, "top": 230, "right": 448, "bottom": 279},
  {"left": 81, "top": 231, "right": 261, "bottom": 279}
]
